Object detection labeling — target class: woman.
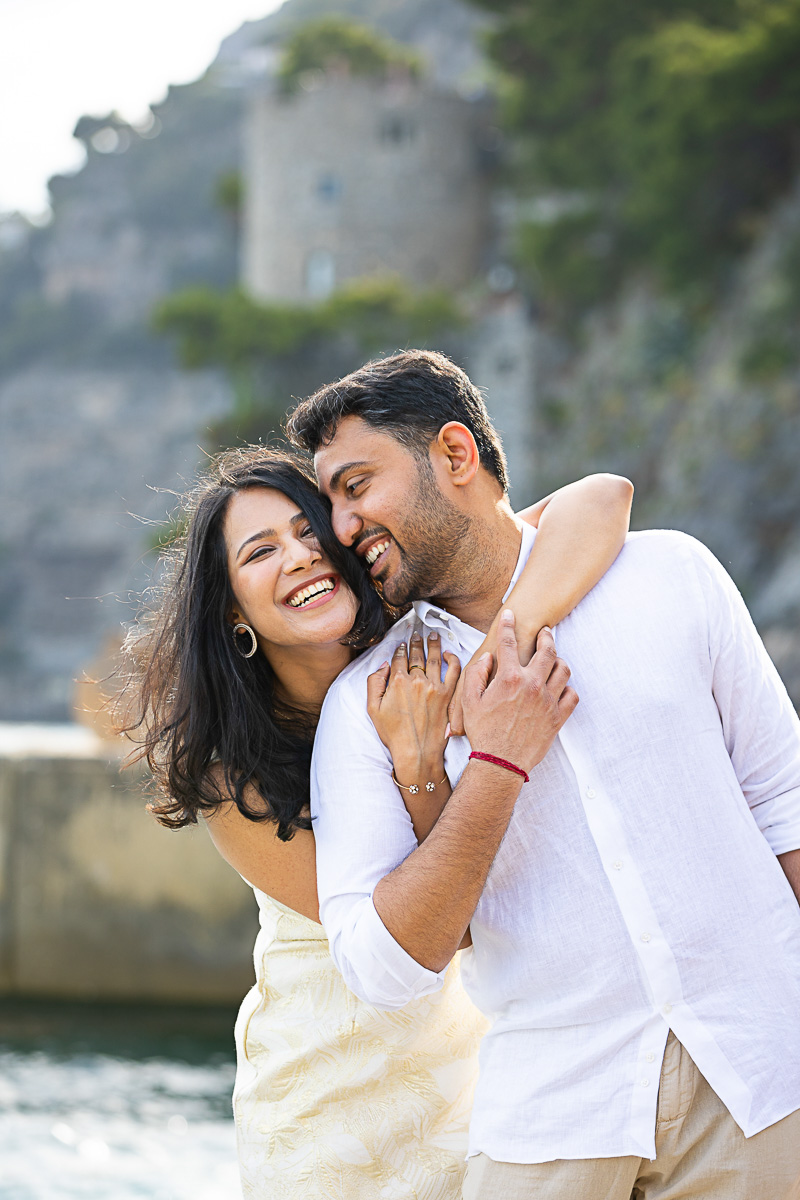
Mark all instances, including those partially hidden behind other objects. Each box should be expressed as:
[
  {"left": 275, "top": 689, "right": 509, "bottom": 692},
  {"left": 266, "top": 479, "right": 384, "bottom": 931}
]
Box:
[{"left": 121, "top": 445, "right": 632, "bottom": 1199}]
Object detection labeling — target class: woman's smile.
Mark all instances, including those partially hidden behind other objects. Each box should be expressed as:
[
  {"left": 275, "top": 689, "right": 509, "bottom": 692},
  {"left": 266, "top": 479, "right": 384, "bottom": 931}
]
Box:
[
  {"left": 283, "top": 573, "right": 341, "bottom": 610},
  {"left": 224, "top": 486, "right": 359, "bottom": 650}
]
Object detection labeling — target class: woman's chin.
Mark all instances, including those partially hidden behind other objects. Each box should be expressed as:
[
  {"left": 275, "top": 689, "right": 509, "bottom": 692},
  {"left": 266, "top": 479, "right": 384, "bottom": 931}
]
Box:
[{"left": 283, "top": 596, "right": 359, "bottom": 647}]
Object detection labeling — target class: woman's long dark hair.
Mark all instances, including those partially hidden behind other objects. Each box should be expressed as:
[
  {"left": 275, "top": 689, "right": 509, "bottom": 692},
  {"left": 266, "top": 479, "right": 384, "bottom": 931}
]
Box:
[{"left": 119, "top": 446, "right": 390, "bottom": 840}]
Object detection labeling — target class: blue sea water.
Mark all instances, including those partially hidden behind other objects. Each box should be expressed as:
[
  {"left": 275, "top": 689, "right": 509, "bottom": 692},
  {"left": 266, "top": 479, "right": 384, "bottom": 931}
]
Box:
[{"left": 0, "top": 1001, "right": 241, "bottom": 1199}]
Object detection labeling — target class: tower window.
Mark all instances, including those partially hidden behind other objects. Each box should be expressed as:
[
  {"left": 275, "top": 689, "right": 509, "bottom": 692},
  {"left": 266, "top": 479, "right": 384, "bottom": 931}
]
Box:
[
  {"left": 379, "top": 115, "right": 416, "bottom": 146},
  {"left": 316, "top": 173, "right": 342, "bottom": 203},
  {"left": 306, "top": 250, "right": 336, "bottom": 299}
]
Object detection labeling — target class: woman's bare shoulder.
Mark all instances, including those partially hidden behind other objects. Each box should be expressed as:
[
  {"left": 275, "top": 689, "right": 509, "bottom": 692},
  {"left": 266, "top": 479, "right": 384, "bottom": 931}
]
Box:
[{"left": 204, "top": 773, "right": 319, "bottom": 923}]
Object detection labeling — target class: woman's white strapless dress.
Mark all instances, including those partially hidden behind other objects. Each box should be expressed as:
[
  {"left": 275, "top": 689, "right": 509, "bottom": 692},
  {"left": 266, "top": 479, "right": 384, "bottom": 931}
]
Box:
[{"left": 233, "top": 887, "right": 487, "bottom": 1199}]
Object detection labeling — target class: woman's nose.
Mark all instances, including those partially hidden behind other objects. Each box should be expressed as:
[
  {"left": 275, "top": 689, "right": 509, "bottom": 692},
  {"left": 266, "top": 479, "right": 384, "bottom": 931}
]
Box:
[{"left": 283, "top": 538, "right": 321, "bottom": 571}]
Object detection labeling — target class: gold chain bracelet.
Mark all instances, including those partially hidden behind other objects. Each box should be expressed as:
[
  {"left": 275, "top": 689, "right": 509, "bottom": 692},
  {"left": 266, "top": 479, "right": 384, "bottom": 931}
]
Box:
[{"left": 391, "top": 768, "right": 449, "bottom": 796}]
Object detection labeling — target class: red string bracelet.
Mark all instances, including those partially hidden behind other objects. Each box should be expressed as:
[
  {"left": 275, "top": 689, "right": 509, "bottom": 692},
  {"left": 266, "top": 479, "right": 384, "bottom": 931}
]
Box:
[{"left": 469, "top": 751, "right": 529, "bottom": 784}]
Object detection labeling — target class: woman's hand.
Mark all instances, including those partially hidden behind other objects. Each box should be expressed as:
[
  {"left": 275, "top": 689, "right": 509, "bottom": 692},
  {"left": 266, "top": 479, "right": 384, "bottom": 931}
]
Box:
[
  {"left": 448, "top": 472, "right": 633, "bottom": 735},
  {"left": 367, "top": 630, "right": 460, "bottom": 842}
]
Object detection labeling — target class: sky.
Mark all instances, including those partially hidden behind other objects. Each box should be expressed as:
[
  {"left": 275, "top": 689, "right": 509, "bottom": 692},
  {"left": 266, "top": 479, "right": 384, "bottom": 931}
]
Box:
[{"left": 0, "top": 0, "right": 285, "bottom": 216}]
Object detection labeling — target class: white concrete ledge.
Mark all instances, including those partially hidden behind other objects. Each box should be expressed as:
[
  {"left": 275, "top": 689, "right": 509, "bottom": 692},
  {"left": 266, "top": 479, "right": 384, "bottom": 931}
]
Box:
[
  {"left": 0, "top": 744, "right": 259, "bottom": 1002},
  {"left": 0, "top": 722, "right": 109, "bottom": 760}
]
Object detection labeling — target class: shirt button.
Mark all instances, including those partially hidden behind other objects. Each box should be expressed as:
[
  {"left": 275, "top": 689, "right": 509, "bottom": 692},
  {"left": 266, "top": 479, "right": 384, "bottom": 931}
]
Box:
[
  {"left": 612, "top": 860, "right": 623, "bottom": 870},
  {"left": 640, "top": 1078, "right": 650, "bottom": 1088},
  {"left": 586, "top": 787, "right": 597, "bottom": 799},
  {"left": 645, "top": 1053, "right": 655, "bottom": 1063},
  {"left": 640, "top": 932, "right": 651, "bottom": 943},
  {"left": 663, "top": 1003, "right": 673, "bottom": 1015},
  {"left": 447, "top": 633, "right": 454, "bottom": 642}
]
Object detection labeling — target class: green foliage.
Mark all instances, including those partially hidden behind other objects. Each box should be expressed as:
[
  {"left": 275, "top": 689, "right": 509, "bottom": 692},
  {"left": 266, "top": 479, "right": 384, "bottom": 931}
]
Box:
[
  {"left": 154, "top": 286, "right": 312, "bottom": 366},
  {"left": 152, "top": 277, "right": 461, "bottom": 371},
  {"left": 615, "top": 2, "right": 800, "bottom": 283},
  {"left": 277, "top": 17, "right": 422, "bottom": 93},
  {"left": 313, "top": 275, "right": 461, "bottom": 349},
  {"left": 214, "top": 170, "right": 243, "bottom": 217},
  {"left": 153, "top": 276, "right": 462, "bottom": 445},
  {"left": 737, "top": 232, "right": 800, "bottom": 379},
  {"left": 516, "top": 211, "right": 623, "bottom": 315},
  {"left": 740, "top": 335, "right": 796, "bottom": 380},
  {"left": 468, "top": 0, "right": 800, "bottom": 298}
]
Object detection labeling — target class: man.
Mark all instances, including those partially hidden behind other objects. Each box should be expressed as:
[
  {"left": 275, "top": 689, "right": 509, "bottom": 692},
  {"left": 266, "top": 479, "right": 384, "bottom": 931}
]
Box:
[{"left": 287, "top": 350, "right": 800, "bottom": 1199}]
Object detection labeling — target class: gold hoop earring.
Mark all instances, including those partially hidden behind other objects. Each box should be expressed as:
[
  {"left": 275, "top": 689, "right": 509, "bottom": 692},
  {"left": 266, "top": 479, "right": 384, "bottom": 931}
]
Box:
[{"left": 232, "top": 622, "right": 258, "bottom": 659}]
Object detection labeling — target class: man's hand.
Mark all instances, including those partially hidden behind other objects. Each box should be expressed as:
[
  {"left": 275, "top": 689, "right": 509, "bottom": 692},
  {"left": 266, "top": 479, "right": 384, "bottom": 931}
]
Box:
[
  {"left": 461, "top": 611, "right": 578, "bottom": 776},
  {"left": 448, "top": 609, "right": 537, "bottom": 737},
  {"left": 371, "top": 611, "right": 577, "bottom": 974}
]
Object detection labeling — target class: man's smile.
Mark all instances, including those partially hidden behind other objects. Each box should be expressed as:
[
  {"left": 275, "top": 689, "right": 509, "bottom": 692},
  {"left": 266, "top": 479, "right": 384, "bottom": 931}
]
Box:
[{"left": 356, "top": 533, "right": 396, "bottom": 577}]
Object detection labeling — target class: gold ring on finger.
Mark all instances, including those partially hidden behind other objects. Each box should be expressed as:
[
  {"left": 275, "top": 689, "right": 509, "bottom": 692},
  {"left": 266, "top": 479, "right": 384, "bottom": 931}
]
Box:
[{"left": 409, "top": 665, "right": 426, "bottom": 673}]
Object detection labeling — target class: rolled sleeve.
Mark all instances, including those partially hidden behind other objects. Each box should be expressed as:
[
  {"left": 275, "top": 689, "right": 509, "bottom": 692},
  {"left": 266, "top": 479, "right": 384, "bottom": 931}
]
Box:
[
  {"left": 327, "top": 894, "right": 446, "bottom": 1010},
  {"left": 311, "top": 657, "right": 448, "bottom": 1009},
  {"left": 692, "top": 539, "right": 800, "bottom": 855}
]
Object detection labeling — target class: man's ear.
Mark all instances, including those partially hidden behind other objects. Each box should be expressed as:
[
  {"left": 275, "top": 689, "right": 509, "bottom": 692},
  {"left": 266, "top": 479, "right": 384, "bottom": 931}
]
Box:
[{"left": 434, "top": 422, "right": 481, "bottom": 487}]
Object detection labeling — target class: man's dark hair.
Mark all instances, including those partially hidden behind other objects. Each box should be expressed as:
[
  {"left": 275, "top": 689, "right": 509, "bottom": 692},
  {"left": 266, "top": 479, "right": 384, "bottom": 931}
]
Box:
[{"left": 286, "top": 349, "right": 509, "bottom": 492}]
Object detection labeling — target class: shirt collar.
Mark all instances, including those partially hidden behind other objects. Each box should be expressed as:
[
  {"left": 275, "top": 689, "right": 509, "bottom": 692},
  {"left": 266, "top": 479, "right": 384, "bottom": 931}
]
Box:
[{"left": 412, "top": 519, "right": 536, "bottom": 633}]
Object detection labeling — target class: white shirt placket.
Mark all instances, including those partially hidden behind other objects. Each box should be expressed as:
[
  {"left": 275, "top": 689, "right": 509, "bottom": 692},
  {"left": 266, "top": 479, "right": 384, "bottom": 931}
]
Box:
[{"left": 557, "top": 722, "right": 677, "bottom": 1146}]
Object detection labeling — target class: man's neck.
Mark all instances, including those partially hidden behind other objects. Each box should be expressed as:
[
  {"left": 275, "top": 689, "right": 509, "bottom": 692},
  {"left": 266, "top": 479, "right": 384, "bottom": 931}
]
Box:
[{"left": 431, "top": 505, "right": 523, "bottom": 633}]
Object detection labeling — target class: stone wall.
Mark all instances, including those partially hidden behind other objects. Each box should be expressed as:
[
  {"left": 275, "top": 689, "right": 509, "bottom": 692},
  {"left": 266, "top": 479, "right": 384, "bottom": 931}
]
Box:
[
  {"left": 0, "top": 365, "right": 231, "bottom": 720},
  {"left": 461, "top": 294, "right": 537, "bottom": 505},
  {"left": 0, "top": 728, "right": 258, "bottom": 1003}
]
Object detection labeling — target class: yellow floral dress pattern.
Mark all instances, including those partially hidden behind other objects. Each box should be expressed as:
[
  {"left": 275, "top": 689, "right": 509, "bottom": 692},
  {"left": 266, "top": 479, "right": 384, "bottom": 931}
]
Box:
[{"left": 233, "top": 889, "right": 487, "bottom": 1199}]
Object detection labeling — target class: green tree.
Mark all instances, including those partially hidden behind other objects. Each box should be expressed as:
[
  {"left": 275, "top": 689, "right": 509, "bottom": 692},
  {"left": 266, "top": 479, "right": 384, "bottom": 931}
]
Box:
[
  {"left": 153, "top": 277, "right": 459, "bottom": 368},
  {"left": 469, "top": 0, "right": 800, "bottom": 298},
  {"left": 277, "top": 17, "right": 422, "bottom": 92}
]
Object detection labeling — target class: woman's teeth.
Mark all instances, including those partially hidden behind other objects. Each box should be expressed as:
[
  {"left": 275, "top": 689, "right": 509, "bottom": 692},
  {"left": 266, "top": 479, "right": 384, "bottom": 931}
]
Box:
[
  {"left": 365, "top": 540, "right": 390, "bottom": 566},
  {"left": 287, "top": 578, "right": 336, "bottom": 608}
]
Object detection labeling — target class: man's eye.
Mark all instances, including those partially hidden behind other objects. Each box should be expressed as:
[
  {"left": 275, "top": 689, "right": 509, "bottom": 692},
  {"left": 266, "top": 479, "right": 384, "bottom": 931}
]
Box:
[{"left": 346, "top": 478, "right": 365, "bottom": 496}]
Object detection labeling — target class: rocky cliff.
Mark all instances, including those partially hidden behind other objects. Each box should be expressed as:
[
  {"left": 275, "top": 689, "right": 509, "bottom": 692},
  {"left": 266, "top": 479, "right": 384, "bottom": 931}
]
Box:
[
  {"left": 532, "top": 179, "right": 800, "bottom": 703},
  {"left": 0, "top": 75, "right": 241, "bottom": 718}
]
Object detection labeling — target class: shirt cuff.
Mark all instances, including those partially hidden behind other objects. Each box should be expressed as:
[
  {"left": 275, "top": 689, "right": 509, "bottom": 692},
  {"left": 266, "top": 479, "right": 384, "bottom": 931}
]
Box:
[
  {"left": 751, "top": 789, "right": 800, "bottom": 857},
  {"left": 766, "top": 827, "right": 800, "bottom": 857},
  {"left": 330, "top": 895, "right": 447, "bottom": 1010}
]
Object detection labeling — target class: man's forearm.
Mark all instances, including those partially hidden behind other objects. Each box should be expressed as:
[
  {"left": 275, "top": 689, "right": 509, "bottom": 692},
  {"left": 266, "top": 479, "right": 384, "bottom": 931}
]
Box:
[
  {"left": 778, "top": 848, "right": 800, "bottom": 905},
  {"left": 372, "top": 760, "right": 522, "bottom": 972}
]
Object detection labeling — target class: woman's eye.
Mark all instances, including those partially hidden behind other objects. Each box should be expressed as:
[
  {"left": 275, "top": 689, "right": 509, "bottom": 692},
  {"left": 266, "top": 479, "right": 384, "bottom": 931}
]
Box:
[{"left": 246, "top": 545, "right": 274, "bottom": 563}]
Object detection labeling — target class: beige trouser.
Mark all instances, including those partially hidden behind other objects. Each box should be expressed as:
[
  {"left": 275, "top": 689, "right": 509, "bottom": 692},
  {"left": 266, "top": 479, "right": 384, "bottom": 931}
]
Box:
[{"left": 463, "top": 1034, "right": 800, "bottom": 1200}]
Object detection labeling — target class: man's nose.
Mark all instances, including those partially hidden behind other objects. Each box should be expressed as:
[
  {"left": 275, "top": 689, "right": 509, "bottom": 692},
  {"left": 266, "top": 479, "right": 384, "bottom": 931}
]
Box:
[{"left": 331, "top": 503, "right": 361, "bottom": 547}]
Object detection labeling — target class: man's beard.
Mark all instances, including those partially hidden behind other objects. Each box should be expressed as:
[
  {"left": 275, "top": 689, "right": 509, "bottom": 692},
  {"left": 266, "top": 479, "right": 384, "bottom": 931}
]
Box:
[{"left": 379, "top": 456, "right": 473, "bottom": 607}]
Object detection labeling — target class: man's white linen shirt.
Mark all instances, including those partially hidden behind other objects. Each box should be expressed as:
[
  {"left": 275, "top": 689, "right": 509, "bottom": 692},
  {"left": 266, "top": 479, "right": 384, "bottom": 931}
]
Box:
[{"left": 310, "top": 526, "right": 800, "bottom": 1163}]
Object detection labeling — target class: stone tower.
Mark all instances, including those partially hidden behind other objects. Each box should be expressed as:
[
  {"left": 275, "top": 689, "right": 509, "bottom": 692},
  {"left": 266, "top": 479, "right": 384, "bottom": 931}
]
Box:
[{"left": 242, "top": 73, "right": 489, "bottom": 302}]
